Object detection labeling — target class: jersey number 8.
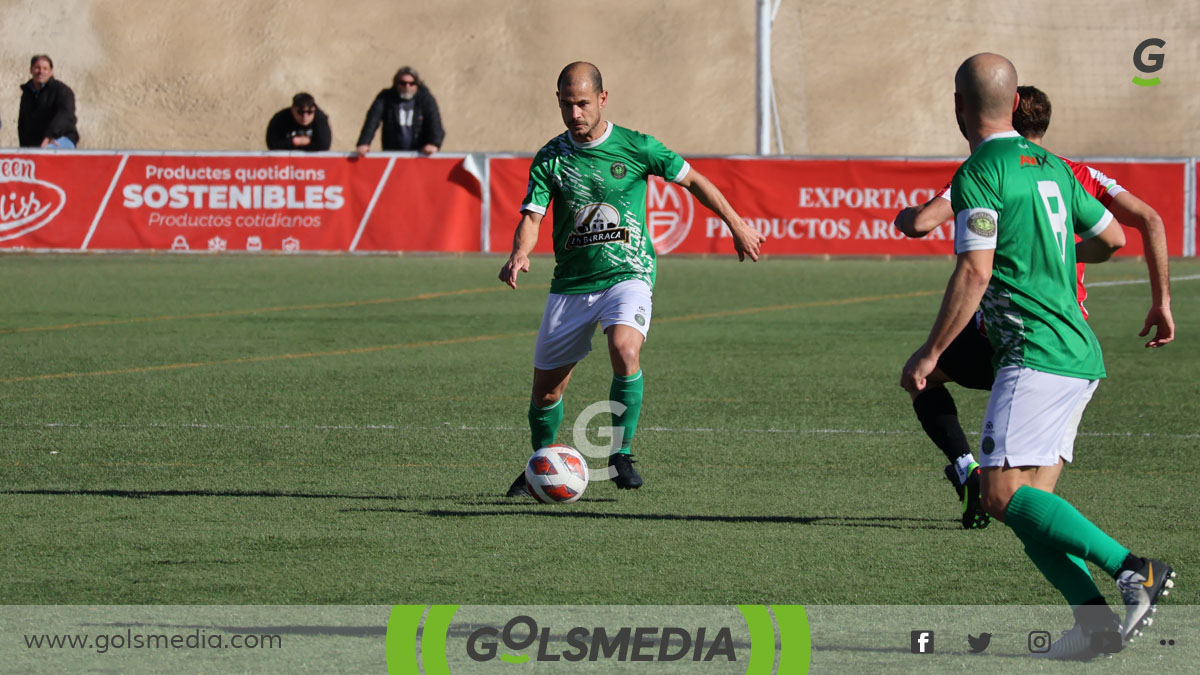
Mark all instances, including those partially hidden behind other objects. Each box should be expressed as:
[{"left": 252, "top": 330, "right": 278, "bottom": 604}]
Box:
[{"left": 1036, "top": 180, "right": 1069, "bottom": 264}]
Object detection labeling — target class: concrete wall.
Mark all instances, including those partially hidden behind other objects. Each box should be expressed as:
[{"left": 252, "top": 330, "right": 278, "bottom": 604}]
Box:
[{"left": 1, "top": 0, "right": 1196, "bottom": 157}]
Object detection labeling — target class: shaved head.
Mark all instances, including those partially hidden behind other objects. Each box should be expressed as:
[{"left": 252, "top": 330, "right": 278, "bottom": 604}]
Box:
[
  {"left": 556, "top": 62, "right": 608, "bottom": 142},
  {"left": 557, "top": 61, "right": 603, "bottom": 94},
  {"left": 955, "top": 53, "right": 1017, "bottom": 121}
]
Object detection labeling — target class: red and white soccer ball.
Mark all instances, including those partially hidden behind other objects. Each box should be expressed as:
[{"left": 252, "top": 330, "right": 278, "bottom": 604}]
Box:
[{"left": 524, "top": 444, "right": 589, "bottom": 503}]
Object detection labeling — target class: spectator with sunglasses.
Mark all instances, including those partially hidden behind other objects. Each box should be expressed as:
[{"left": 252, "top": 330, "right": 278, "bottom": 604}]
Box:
[
  {"left": 355, "top": 66, "right": 445, "bottom": 157},
  {"left": 19, "top": 54, "right": 79, "bottom": 148},
  {"left": 266, "top": 92, "right": 332, "bottom": 151}
]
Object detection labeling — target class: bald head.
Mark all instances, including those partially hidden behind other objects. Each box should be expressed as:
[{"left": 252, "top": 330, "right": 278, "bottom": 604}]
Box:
[
  {"left": 955, "top": 53, "right": 1017, "bottom": 122},
  {"left": 557, "top": 61, "right": 603, "bottom": 94}
]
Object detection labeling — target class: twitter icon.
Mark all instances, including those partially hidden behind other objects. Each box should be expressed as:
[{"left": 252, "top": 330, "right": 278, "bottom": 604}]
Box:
[{"left": 967, "top": 633, "right": 992, "bottom": 653}]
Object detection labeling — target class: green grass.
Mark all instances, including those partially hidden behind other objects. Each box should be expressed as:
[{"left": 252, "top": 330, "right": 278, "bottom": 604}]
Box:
[{"left": 1, "top": 255, "right": 1196, "bottom": 607}]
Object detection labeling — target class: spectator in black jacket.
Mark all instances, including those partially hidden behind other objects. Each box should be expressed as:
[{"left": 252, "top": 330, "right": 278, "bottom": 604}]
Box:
[
  {"left": 266, "top": 93, "right": 332, "bottom": 151},
  {"left": 355, "top": 66, "right": 444, "bottom": 157},
  {"left": 18, "top": 55, "right": 79, "bottom": 148}
]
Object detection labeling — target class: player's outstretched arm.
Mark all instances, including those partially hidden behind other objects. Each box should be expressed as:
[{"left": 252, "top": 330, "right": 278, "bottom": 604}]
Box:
[
  {"left": 499, "top": 211, "right": 544, "bottom": 289},
  {"left": 901, "top": 249, "right": 992, "bottom": 393},
  {"left": 1108, "top": 191, "right": 1174, "bottom": 347},
  {"left": 894, "top": 196, "right": 953, "bottom": 238},
  {"left": 678, "top": 170, "right": 765, "bottom": 261}
]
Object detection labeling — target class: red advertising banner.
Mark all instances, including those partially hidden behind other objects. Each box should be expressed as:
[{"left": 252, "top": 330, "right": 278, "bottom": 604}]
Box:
[
  {"left": 487, "top": 156, "right": 1189, "bottom": 257},
  {"left": 2, "top": 152, "right": 1188, "bottom": 256},
  {"left": 1078, "top": 160, "right": 1187, "bottom": 257},
  {"left": 0, "top": 152, "right": 481, "bottom": 252}
]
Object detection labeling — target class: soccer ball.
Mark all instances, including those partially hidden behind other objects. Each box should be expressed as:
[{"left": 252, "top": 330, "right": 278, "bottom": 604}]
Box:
[{"left": 524, "top": 444, "right": 589, "bottom": 503}]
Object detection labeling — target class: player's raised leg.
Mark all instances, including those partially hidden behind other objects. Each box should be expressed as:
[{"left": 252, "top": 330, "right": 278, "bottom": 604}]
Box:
[
  {"left": 506, "top": 289, "right": 600, "bottom": 497},
  {"left": 920, "top": 318, "right": 995, "bottom": 528},
  {"left": 910, "top": 375, "right": 987, "bottom": 529},
  {"left": 506, "top": 364, "right": 575, "bottom": 497},
  {"left": 530, "top": 364, "right": 575, "bottom": 448}
]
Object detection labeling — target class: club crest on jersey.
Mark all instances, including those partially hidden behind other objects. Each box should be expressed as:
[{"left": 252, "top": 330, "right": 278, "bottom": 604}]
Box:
[
  {"left": 610, "top": 162, "right": 627, "bottom": 179},
  {"left": 967, "top": 212, "right": 997, "bottom": 238},
  {"left": 567, "top": 202, "right": 628, "bottom": 249}
]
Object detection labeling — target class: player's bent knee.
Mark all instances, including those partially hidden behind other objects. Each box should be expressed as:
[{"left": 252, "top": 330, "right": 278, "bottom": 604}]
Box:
[
  {"left": 611, "top": 344, "right": 639, "bottom": 369},
  {"left": 980, "top": 492, "right": 1011, "bottom": 521},
  {"left": 532, "top": 391, "right": 563, "bottom": 409},
  {"left": 606, "top": 331, "right": 642, "bottom": 375},
  {"left": 979, "top": 471, "right": 1018, "bottom": 521}
]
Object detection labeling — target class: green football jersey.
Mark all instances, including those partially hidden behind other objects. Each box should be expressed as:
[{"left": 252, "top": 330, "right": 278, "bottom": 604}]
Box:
[
  {"left": 951, "top": 131, "right": 1114, "bottom": 379},
  {"left": 522, "top": 121, "right": 689, "bottom": 294}
]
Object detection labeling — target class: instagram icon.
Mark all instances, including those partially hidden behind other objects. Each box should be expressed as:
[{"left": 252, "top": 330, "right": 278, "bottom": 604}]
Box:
[{"left": 1028, "top": 631, "right": 1051, "bottom": 653}]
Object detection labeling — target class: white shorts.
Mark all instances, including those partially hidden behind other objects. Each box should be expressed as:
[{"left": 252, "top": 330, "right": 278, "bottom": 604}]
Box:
[
  {"left": 533, "top": 279, "right": 653, "bottom": 370},
  {"left": 978, "top": 366, "right": 1098, "bottom": 468}
]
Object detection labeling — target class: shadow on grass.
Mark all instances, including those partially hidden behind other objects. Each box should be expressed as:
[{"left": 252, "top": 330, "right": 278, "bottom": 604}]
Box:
[
  {"left": 5, "top": 489, "right": 949, "bottom": 528},
  {"left": 348, "top": 507, "right": 953, "bottom": 529},
  {"left": 0, "top": 488, "right": 568, "bottom": 504}
]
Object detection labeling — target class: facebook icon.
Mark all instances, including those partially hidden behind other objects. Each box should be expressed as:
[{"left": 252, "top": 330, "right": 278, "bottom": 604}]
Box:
[{"left": 910, "top": 630, "right": 935, "bottom": 654}]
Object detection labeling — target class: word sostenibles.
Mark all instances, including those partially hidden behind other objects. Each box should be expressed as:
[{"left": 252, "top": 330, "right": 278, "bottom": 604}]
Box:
[
  {"left": 123, "top": 184, "right": 344, "bottom": 210},
  {"left": 465, "top": 615, "right": 736, "bottom": 663}
]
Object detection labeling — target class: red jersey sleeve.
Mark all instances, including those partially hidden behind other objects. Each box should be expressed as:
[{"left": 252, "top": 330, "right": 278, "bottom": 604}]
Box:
[{"left": 1058, "top": 156, "right": 1126, "bottom": 207}]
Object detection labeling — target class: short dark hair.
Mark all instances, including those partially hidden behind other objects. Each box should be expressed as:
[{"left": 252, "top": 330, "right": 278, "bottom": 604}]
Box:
[
  {"left": 392, "top": 66, "right": 423, "bottom": 89},
  {"left": 31, "top": 54, "right": 53, "bottom": 69},
  {"left": 292, "top": 92, "right": 316, "bottom": 109},
  {"left": 1014, "top": 85, "right": 1051, "bottom": 139},
  {"left": 557, "top": 62, "right": 603, "bottom": 93}
]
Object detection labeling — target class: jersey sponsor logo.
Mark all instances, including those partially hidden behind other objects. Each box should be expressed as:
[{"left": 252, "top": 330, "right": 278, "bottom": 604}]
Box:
[
  {"left": 967, "top": 212, "right": 997, "bottom": 238},
  {"left": 1019, "top": 155, "right": 1046, "bottom": 168},
  {"left": 610, "top": 162, "right": 627, "bottom": 179},
  {"left": 567, "top": 202, "right": 627, "bottom": 249},
  {"left": 0, "top": 159, "right": 67, "bottom": 242},
  {"left": 647, "top": 176, "right": 693, "bottom": 254},
  {"left": 981, "top": 437, "right": 995, "bottom": 455}
]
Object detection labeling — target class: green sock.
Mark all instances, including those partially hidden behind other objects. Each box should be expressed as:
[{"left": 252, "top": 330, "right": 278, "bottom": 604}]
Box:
[
  {"left": 609, "top": 370, "right": 643, "bottom": 455},
  {"left": 528, "top": 398, "right": 564, "bottom": 450},
  {"left": 1005, "top": 485, "right": 1131, "bottom": 578},
  {"left": 1013, "top": 528, "right": 1104, "bottom": 606}
]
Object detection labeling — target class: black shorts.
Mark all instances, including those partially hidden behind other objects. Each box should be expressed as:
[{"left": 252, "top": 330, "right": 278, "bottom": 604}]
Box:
[{"left": 937, "top": 319, "right": 995, "bottom": 390}]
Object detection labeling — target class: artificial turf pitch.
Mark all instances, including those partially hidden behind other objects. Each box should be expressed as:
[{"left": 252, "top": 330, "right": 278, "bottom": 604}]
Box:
[{"left": 2, "top": 255, "right": 1195, "bottom": 612}]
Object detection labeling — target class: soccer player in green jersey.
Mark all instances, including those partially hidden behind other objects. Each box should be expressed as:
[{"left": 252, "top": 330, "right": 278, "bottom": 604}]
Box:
[
  {"left": 893, "top": 86, "right": 1175, "bottom": 531},
  {"left": 500, "top": 62, "right": 764, "bottom": 495},
  {"left": 901, "top": 53, "right": 1175, "bottom": 659}
]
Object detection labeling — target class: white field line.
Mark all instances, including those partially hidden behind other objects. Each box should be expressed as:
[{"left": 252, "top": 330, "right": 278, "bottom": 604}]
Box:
[
  {"left": 3, "top": 422, "right": 1196, "bottom": 440},
  {"left": 1087, "top": 273, "right": 1200, "bottom": 288}
]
